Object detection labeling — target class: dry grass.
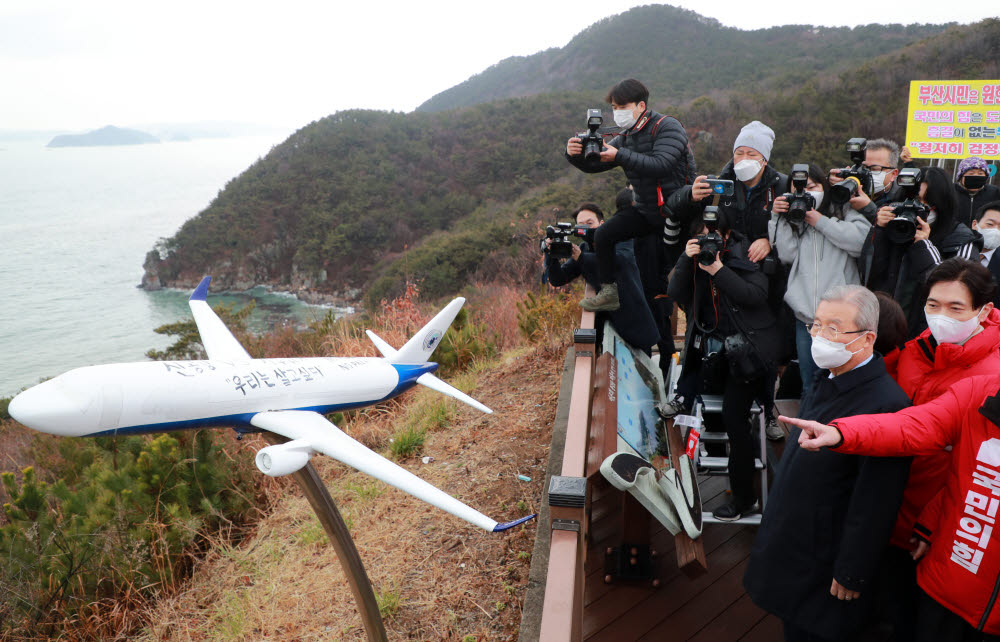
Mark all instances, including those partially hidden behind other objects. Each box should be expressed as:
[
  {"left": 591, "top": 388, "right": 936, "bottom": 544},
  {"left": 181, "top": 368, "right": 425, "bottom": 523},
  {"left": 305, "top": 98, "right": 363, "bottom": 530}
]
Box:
[{"left": 136, "top": 345, "right": 561, "bottom": 641}]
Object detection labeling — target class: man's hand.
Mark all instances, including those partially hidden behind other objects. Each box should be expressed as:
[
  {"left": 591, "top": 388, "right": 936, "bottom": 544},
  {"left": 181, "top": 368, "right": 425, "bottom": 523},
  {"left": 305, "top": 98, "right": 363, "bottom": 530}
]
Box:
[
  {"left": 778, "top": 415, "right": 843, "bottom": 450},
  {"left": 876, "top": 206, "right": 895, "bottom": 228},
  {"left": 699, "top": 253, "right": 723, "bottom": 275},
  {"left": 849, "top": 192, "right": 872, "bottom": 210},
  {"left": 830, "top": 578, "right": 861, "bottom": 601},
  {"left": 910, "top": 537, "right": 930, "bottom": 561},
  {"left": 566, "top": 137, "right": 582, "bottom": 156},
  {"left": 804, "top": 209, "right": 822, "bottom": 226},
  {"left": 691, "top": 175, "right": 713, "bottom": 202},
  {"left": 684, "top": 237, "right": 701, "bottom": 259},
  {"left": 901, "top": 146, "right": 913, "bottom": 163},
  {"left": 771, "top": 196, "right": 789, "bottom": 216},
  {"left": 570, "top": 243, "right": 582, "bottom": 261},
  {"left": 748, "top": 238, "right": 771, "bottom": 263},
  {"left": 600, "top": 144, "right": 618, "bottom": 162},
  {"left": 914, "top": 216, "right": 931, "bottom": 243}
]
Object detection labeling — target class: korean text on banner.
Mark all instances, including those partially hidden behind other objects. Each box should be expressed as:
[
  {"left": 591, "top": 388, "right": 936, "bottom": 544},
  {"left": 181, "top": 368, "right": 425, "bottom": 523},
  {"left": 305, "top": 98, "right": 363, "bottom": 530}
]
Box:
[{"left": 905, "top": 80, "right": 1000, "bottom": 160}]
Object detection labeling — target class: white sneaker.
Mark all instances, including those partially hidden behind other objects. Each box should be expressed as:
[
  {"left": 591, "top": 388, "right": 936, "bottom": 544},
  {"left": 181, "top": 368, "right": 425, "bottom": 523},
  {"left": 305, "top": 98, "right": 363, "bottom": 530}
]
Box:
[
  {"left": 765, "top": 417, "right": 785, "bottom": 441},
  {"left": 656, "top": 395, "right": 687, "bottom": 419}
]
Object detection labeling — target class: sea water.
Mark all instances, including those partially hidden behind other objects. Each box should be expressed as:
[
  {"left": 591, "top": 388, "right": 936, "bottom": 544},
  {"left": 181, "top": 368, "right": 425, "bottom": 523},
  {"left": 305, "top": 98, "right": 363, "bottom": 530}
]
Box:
[{"left": 0, "top": 135, "right": 343, "bottom": 398}]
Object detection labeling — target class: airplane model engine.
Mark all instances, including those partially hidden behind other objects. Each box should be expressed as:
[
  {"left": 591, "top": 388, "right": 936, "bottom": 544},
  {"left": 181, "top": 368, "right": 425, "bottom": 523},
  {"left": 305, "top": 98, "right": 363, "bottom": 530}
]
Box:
[{"left": 255, "top": 439, "right": 315, "bottom": 477}]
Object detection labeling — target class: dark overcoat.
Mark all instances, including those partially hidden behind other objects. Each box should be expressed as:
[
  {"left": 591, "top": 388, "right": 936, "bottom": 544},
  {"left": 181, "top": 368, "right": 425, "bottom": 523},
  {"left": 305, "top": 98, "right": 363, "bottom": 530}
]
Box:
[{"left": 743, "top": 353, "right": 912, "bottom": 640}]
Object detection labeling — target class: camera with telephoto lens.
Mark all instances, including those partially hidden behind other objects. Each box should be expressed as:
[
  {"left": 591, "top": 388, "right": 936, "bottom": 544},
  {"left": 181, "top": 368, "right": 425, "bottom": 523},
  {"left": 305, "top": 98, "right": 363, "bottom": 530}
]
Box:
[
  {"left": 541, "top": 222, "right": 594, "bottom": 259},
  {"left": 885, "top": 168, "right": 930, "bottom": 244},
  {"left": 830, "top": 138, "right": 875, "bottom": 205},
  {"left": 780, "top": 164, "right": 816, "bottom": 223},
  {"left": 696, "top": 206, "right": 725, "bottom": 266},
  {"left": 578, "top": 109, "right": 605, "bottom": 163}
]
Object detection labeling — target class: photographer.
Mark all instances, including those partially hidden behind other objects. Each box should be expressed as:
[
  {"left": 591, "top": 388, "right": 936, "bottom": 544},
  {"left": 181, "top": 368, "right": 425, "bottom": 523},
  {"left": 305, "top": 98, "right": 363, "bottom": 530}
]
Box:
[
  {"left": 954, "top": 156, "right": 1000, "bottom": 227},
  {"left": 544, "top": 197, "right": 659, "bottom": 352},
  {"left": 666, "top": 209, "right": 780, "bottom": 521},
  {"left": 830, "top": 138, "right": 903, "bottom": 224},
  {"left": 770, "top": 164, "right": 872, "bottom": 401},
  {"left": 565, "top": 78, "right": 695, "bottom": 312},
  {"left": 666, "top": 121, "right": 785, "bottom": 263},
  {"left": 869, "top": 166, "right": 982, "bottom": 338}
]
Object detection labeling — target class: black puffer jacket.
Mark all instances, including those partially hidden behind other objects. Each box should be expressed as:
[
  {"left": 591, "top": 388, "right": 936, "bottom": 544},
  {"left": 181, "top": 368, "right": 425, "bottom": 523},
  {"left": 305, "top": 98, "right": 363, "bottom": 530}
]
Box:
[
  {"left": 954, "top": 182, "right": 1000, "bottom": 227},
  {"left": 566, "top": 109, "right": 695, "bottom": 222},
  {"left": 868, "top": 213, "right": 982, "bottom": 338},
  {"left": 665, "top": 160, "right": 787, "bottom": 243},
  {"left": 667, "top": 232, "right": 781, "bottom": 377}
]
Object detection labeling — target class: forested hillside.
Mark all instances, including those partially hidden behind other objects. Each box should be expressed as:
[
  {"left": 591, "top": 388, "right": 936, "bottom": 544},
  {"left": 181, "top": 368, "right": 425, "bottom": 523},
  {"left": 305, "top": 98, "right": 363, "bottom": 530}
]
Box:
[
  {"left": 142, "top": 6, "right": 999, "bottom": 306},
  {"left": 416, "top": 5, "right": 948, "bottom": 113}
]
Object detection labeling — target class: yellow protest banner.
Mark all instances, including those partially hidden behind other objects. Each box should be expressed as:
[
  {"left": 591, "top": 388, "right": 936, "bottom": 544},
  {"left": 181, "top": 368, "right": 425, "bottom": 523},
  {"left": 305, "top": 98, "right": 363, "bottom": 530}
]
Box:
[{"left": 905, "top": 80, "right": 1000, "bottom": 160}]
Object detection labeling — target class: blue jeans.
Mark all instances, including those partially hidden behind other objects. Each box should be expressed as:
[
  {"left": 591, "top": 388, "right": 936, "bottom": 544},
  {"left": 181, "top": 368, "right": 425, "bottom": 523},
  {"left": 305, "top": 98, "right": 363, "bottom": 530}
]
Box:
[{"left": 796, "top": 321, "right": 818, "bottom": 400}]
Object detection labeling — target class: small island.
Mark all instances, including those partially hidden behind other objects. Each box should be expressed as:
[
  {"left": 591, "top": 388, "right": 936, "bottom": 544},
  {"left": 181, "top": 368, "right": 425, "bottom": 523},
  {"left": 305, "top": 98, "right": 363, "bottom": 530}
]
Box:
[{"left": 47, "top": 125, "right": 160, "bottom": 148}]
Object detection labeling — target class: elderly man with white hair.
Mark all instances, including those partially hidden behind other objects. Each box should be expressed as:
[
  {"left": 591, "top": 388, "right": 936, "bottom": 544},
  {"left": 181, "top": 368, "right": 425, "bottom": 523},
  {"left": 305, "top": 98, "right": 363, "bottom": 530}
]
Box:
[{"left": 742, "top": 284, "right": 913, "bottom": 642}]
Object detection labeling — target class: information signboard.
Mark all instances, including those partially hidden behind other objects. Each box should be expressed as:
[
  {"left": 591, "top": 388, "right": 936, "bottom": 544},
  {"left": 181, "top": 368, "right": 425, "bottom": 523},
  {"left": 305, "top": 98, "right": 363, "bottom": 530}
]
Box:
[{"left": 905, "top": 80, "right": 1000, "bottom": 160}]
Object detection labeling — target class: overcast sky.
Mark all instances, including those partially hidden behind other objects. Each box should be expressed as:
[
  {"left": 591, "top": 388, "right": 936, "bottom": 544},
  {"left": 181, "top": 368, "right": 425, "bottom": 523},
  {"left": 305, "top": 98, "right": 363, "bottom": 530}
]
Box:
[{"left": 2, "top": 1, "right": 996, "bottom": 133}]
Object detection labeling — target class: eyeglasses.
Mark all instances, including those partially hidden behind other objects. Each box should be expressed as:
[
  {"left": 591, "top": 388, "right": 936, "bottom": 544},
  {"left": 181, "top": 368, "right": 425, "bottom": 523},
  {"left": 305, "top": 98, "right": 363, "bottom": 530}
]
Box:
[
  {"left": 806, "top": 323, "right": 869, "bottom": 342},
  {"left": 863, "top": 164, "right": 896, "bottom": 173}
]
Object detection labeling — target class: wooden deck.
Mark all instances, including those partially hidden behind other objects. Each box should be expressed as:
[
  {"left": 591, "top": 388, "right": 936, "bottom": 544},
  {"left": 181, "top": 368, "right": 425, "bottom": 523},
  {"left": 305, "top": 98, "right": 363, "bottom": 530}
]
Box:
[
  {"left": 528, "top": 299, "right": 788, "bottom": 642},
  {"left": 581, "top": 474, "right": 781, "bottom": 641}
]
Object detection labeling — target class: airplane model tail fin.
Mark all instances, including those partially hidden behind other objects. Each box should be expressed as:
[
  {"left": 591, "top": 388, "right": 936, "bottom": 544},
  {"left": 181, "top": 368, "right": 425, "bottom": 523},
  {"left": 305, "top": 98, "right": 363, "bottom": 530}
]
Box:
[
  {"left": 388, "top": 297, "right": 464, "bottom": 365},
  {"left": 367, "top": 298, "right": 492, "bottom": 415}
]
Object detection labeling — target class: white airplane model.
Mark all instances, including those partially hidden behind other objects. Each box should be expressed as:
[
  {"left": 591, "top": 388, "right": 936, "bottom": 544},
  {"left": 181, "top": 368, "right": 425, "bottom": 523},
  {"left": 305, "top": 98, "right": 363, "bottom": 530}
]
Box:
[{"left": 9, "top": 276, "right": 536, "bottom": 533}]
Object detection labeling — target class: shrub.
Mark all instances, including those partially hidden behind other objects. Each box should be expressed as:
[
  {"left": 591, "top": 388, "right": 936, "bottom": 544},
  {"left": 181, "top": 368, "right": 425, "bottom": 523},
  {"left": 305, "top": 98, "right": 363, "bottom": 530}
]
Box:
[{"left": 0, "top": 430, "right": 262, "bottom": 639}]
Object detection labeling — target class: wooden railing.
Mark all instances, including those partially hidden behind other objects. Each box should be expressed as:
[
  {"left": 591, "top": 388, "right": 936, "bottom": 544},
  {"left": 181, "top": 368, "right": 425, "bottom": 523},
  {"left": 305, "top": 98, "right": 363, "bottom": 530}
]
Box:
[{"left": 537, "top": 301, "right": 596, "bottom": 642}]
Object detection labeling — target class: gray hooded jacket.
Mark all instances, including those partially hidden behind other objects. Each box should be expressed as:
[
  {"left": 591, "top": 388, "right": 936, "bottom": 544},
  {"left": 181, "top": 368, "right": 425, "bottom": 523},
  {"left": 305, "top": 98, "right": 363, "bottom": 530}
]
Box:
[{"left": 768, "top": 207, "right": 872, "bottom": 324}]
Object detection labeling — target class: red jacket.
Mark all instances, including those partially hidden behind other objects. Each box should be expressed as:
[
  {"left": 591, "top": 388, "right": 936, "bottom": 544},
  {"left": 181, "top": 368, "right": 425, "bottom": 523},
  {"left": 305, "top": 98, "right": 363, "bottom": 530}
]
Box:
[
  {"left": 832, "top": 375, "right": 1000, "bottom": 635},
  {"left": 887, "top": 309, "right": 1000, "bottom": 549}
]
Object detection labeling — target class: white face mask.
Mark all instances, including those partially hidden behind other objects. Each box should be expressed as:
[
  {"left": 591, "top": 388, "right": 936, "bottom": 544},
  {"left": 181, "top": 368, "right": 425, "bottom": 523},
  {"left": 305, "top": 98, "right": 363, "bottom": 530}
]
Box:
[
  {"left": 870, "top": 170, "right": 887, "bottom": 194},
  {"left": 926, "top": 306, "right": 985, "bottom": 345},
  {"left": 613, "top": 108, "right": 637, "bottom": 129},
  {"left": 927, "top": 210, "right": 938, "bottom": 225},
  {"left": 980, "top": 228, "right": 1000, "bottom": 251},
  {"left": 734, "top": 159, "right": 762, "bottom": 182},
  {"left": 807, "top": 190, "right": 824, "bottom": 207},
  {"left": 811, "top": 333, "right": 868, "bottom": 369}
]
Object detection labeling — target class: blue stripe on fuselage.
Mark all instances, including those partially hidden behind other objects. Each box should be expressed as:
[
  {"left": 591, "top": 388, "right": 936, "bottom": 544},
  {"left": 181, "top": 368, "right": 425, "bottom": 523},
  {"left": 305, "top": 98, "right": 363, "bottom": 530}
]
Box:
[{"left": 86, "top": 362, "right": 440, "bottom": 437}]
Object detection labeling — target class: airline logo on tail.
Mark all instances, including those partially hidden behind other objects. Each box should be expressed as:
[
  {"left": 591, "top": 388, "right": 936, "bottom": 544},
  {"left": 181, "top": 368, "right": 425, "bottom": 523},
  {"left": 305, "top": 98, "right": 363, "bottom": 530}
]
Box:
[{"left": 423, "top": 330, "right": 442, "bottom": 351}]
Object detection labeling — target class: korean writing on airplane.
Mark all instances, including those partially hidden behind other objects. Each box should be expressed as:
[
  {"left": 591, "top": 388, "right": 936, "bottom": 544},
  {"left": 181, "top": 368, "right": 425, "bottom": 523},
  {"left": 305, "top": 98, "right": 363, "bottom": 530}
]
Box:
[{"left": 228, "top": 365, "right": 325, "bottom": 396}]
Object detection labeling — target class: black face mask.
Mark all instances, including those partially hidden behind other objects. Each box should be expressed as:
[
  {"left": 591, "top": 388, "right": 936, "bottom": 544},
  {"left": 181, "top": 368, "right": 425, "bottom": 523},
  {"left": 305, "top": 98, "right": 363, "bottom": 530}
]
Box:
[{"left": 964, "top": 175, "right": 989, "bottom": 191}]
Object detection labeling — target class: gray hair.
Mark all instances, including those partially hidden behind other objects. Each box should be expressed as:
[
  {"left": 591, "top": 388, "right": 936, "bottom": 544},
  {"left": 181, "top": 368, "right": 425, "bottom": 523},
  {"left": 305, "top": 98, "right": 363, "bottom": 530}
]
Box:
[
  {"left": 867, "top": 138, "right": 901, "bottom": 169},
  {"left": 820, "top": 285, "right": 879, "bottom": 332}
]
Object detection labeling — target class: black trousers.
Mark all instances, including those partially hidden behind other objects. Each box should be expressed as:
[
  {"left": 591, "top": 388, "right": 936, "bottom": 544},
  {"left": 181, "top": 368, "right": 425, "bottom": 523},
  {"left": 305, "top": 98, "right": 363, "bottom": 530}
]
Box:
[
  {"left": 916, "top": 588, "right": 1000, "bottom": 642},
  {"left": 722, "top": 374, "right": 763, "bottom": 505},
  {"left": 783, "top": 621, "right": 836, "bottom": 642},
  {"left": 594, "top": 207, "right": 660, "bottom": 284}
]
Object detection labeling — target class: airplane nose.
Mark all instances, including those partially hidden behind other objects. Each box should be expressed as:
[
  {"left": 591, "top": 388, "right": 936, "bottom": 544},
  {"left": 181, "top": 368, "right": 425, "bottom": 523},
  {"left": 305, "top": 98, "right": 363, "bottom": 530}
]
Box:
[{"left": 8, "top": 377, "right": 97, "bottom": 436}]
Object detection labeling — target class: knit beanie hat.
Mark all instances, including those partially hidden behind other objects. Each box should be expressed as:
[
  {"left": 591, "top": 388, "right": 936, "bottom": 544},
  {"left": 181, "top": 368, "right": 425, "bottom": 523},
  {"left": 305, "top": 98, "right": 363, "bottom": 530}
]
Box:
[
  {"left": 733, "top": 121, "right": 775, "bottom": 161},
  {"left": 958, "top": 156, "right": 989, "bottom": 178}
]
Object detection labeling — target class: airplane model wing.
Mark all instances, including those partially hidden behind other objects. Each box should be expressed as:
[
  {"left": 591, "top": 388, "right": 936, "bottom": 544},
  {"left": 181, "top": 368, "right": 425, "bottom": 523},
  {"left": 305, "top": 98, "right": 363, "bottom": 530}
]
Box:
[
  {"left": 250, "top": 410, "right": 534, "bottom": 533},
  {"left": 189, "top": 276, "right": 253, "bottom": 361}
]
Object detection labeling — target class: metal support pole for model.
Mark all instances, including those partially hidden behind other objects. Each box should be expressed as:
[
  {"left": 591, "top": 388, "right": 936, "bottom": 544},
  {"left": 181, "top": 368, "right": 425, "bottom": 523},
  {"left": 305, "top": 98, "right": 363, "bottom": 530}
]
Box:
[{"left": 262, "top": 432, "right": 388, "bottom": 642}]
